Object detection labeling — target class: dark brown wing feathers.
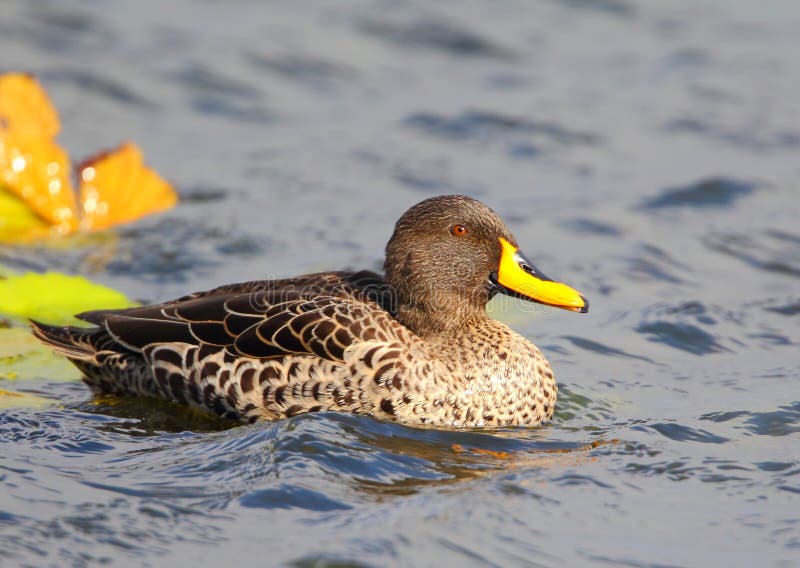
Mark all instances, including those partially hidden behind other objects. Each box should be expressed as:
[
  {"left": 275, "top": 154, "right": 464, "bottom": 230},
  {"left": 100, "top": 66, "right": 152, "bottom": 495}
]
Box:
[
  {"left": 67, "top": 272, "right": 398, "bottom": 365},
  {"left": 104, "top": 315, "right": 197, "bottom": 351}
]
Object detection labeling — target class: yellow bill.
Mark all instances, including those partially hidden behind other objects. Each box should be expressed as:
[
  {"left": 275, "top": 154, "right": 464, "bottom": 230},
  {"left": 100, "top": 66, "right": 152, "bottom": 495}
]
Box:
[{"left": 493, "top": 237, "right": 588, "bottom": 313}]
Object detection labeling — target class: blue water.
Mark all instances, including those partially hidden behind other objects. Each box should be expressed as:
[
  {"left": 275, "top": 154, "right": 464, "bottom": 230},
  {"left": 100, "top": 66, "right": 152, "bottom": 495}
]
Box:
[{"left": 1, "top": 1, "right": 799, "bottom": 566}]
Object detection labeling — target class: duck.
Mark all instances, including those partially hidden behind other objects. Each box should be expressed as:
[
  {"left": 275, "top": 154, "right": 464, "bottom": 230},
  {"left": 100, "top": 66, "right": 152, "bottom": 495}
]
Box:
[{"left": 32, "top": 195, "right": 588, "bottom": 427}]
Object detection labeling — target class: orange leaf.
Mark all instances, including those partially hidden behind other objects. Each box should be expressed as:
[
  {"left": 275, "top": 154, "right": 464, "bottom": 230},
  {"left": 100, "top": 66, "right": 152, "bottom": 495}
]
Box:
[
  {"left": 0, "top": 73, "right": 60, "bottom": 139},
  {"left": 0, "top": 130, "right": 77, "bottom": 232},
  {"left": 78, "top": 142, "right": 177, "bottom": 231}
]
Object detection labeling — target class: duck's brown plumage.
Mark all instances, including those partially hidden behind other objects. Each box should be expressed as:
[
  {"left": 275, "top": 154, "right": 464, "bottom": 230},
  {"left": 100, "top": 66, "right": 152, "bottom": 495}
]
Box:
[{"left": 32, "top": 195, "right": 587, "bottom": 427}]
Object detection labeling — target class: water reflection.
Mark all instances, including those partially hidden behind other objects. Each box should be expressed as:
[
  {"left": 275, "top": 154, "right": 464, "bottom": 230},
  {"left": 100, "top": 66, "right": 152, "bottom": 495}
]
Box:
[{"left": 50, "top": 389, "right": 622, "bottom": 507}]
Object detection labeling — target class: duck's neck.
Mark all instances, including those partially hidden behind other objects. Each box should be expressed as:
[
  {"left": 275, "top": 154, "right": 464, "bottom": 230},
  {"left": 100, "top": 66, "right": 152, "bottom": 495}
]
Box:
[
  {"left": 393, "top": 293, "right": 492, "bottom": 339},
  {"left": 422, "top": 313, "right": 518, "bottom": 358}
]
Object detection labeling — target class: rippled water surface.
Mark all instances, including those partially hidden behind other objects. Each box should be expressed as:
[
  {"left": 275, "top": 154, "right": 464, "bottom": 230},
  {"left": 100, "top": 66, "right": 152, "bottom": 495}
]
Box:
[{"left": 1, "top": 1, "right": 799, "bottom": 566}]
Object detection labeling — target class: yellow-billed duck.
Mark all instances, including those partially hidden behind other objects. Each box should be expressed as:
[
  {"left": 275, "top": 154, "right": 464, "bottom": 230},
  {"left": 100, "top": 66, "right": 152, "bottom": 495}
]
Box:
[{"left": 32, "top": 195, "right": 588, "bottom": 427}]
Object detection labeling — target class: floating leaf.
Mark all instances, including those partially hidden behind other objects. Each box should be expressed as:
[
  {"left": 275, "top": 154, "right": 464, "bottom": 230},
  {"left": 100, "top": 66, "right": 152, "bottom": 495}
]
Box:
[
  {"left": 0, "top": 129, "right": 77, "bottom": 232},
  {"left": 0, "top": 327, "right": 81, "bottom": 382},
  {"left": 0, "top": 326, "right": 79, "bottom": 410},
  {"left": 0, "top": 270, "right": 134, "bottom": 325},
  {"left": 0, "top": 187, "right": 53, "bottom": 242},
  {"left": 0, "top": 388, "right": 53, "bottom": 410},
  {"left": 0, "top": 73, "right": 60, "bottom": 138},
  {"left": 78, "top": 142, "right": 178, "bottom": 231},
  {"left": 0, "top": 72, "right": 178, "bottom": 238}
]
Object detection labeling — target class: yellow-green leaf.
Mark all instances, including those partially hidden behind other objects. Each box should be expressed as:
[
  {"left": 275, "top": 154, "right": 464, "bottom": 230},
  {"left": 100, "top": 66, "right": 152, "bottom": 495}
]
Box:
[
  {"left": 0, "top": 270, "right": 134, "bottom": 325},
  {"left": 0, "top": 388, "right": 53, "bottom": 410},
  {"left": 0, "top": 187, "right": 53, "bottom": 242},
  {"left": 0, "top": 327, "right": 81, "bottom": 382}
]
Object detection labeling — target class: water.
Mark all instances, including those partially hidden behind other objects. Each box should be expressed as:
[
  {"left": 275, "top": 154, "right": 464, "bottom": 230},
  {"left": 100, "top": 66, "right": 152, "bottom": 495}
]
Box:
[{"left": 1, "top": 1, "right": 799, "bottom": 566}]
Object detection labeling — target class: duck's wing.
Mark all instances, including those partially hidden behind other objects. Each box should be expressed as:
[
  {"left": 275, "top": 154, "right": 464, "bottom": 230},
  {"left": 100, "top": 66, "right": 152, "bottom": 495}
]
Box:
[{"left": 96, "top": 286, "right": 405, "bottom": 362}]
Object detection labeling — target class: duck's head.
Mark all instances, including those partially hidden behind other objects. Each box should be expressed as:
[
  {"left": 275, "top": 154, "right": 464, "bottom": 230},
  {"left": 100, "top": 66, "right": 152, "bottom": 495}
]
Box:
[{"left": 384, "top": 195, "right": 588, "bottom": 334}]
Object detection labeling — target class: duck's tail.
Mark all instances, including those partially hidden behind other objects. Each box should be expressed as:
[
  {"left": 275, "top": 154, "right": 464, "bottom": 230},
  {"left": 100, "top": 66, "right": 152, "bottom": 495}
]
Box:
[
  {"left": 31, "top": 319, "right": 158, "bottom": 398},
  {"left": 30, "top": 320, "right": 99, "bottom": 360}
]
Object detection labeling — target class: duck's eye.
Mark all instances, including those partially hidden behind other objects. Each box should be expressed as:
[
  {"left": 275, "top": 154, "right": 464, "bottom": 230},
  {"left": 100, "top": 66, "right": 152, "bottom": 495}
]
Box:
[{"left": 450, "top": 224, "right": 468, "bottom": 236}]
